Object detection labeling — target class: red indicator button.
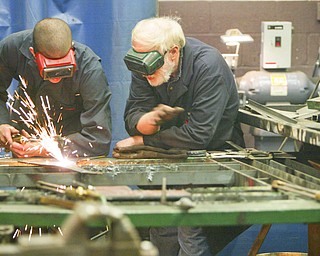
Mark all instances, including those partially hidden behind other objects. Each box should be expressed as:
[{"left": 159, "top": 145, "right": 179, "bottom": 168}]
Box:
[{"left": 275, "top": 36, "right": 281, "bottom": 47}]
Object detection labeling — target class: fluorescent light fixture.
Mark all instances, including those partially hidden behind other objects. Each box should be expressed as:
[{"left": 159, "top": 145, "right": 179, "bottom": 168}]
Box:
[
  {"left": 220, "top": 29, "right": 254, "bottom": 46},
  {"left": 220, "top": 29, "right": 253, "bottom": 71}
]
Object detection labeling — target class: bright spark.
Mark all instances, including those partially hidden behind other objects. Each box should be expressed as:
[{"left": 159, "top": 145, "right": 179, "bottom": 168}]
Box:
[
  {"left": 12, "top": 229, "right": 19, "bottom": 239},
  {"left": 12, "top": 226, "right": 63, "bottom": 241},
  {"left": 58, "top": 227, "right": 63, "bottom": 236},
  {"left": 7, "top": 76, "right": 74, "bottom": 161},
  {"left": 28, "top": 226, "right": 33, "bottom": 241}
]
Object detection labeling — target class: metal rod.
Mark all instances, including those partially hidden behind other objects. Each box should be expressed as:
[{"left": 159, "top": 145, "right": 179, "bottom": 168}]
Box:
[
  {"left": 247, "top": 99, "right": 297, "bottom": 124},
  {"left": 277, "top": 137, "right": 289, "bottom": 151},
  {"left": 272, "top": 180, "right": 320, "bottom": 200},
  {"left": 161, "top": 177, "right": 167, "bottom": 204}
]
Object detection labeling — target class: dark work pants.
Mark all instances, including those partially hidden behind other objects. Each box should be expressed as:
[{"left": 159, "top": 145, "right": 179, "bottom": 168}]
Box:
[{"left": 149, "top": 225, "right": 250, "bottom": 256}]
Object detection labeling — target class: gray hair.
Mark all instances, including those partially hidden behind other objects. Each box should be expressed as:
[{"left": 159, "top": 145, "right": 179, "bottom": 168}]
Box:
[{"left": 132, "top": 16, "right": 186, "bottom": 53}]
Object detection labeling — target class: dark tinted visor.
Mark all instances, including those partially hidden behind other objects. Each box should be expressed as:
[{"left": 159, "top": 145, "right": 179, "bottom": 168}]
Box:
[{"left": 123, "top": 48, "right": 165, "bottom": 75}]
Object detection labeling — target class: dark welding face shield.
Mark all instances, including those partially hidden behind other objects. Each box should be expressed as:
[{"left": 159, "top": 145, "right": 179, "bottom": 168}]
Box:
[
  {"left": 35, "top": 48, "right": 77, "bottom": 80},
  {"left": 123, "top": 48, "right": 165, "bottom": 76}
]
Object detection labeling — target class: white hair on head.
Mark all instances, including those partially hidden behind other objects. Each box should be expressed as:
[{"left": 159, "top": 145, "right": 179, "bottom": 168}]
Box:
[{"left": 132, "top": 16, "right": 186, "bottom": 53}]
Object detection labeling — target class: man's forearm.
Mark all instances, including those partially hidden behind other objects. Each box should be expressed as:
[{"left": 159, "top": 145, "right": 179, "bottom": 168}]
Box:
[{"left": 136, "top": 112, "right": 160, "bottom": 135}]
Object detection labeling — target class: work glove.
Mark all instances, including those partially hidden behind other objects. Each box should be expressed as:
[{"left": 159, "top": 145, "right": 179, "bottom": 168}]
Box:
[
  {"left": 112, "top": 145, "right": 188, "bottom": 159},
  {"left": 152, "top": 104, "right": 184, "bottom": 125},
  {"left": 137, "top": 104, "right": 184, "bottom": 135}
]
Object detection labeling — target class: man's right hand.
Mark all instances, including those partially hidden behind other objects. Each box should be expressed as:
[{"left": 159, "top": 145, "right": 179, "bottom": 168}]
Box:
[
  {"left": 136, "top": 104, "right": 184, "bottom": 135},
  {"left": 0, "top": 124, "right": 20, "bottom": 147},
  {"left": 10, "top": 141, "right": 50, "bottom": 158}
]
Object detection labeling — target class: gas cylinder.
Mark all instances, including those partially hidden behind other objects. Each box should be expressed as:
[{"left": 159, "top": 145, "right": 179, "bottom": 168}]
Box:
[{"left": 238, "top": 70, "right": 316, "bottom": 104}]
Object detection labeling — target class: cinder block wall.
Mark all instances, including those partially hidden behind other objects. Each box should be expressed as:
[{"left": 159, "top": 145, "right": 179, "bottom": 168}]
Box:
[{"left": 159, "top": 1, "right": 320, "bottom": 78}]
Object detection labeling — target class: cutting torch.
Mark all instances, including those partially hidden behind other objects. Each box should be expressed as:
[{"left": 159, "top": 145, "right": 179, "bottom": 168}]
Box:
[{"left": 12, "top": 133, "right": 64, "bottom": 150}]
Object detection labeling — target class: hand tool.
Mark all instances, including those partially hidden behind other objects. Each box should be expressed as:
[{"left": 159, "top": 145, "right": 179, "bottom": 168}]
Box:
[
  {"left": 36, "top": 180, "right": 103, "bottom": 201},
  {"left": 12, "top": 134, "right": 41, "bottom": 144},
  {"left": 12, "top": 134, "right": 64, "bottom": 149}
]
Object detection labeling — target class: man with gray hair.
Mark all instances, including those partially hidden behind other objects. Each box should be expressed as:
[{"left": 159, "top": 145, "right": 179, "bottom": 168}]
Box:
[
  {"left": 0, "top": 18, "right": 112, "bottom": 158},
  {"left": 116, "top": 16, "right": 245, "bottom": 256}
]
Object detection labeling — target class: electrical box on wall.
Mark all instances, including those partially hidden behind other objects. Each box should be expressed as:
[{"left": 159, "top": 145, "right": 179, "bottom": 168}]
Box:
[{"left": 261, "top": 21, "right": 292, "bottom": 70}]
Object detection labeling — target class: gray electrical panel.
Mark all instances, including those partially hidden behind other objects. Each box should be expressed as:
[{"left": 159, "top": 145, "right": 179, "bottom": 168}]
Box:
[{"left": 261, "top": 21, "right": 292, "bottom": 70}]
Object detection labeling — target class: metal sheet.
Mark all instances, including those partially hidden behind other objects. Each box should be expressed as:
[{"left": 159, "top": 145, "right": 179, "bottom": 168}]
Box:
[{"left": 239, "top": 108, "right": 320, "bottom": 146}]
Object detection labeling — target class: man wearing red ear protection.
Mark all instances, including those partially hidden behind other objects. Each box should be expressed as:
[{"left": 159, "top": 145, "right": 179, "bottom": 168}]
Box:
[{"left": 0, "top": 18, "right": 112, "bottom": 158}]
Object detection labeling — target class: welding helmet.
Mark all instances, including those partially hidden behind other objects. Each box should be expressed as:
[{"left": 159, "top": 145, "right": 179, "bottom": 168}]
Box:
[
  {"left": 123, "top": 48, "right": 165, "bottom": 76},
  {"left": 35, "top": 48, "right": 77, "bottom": 80}
]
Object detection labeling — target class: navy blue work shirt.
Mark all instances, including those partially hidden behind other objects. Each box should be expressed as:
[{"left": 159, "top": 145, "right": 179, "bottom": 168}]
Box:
[
  {"left": 0, "top": 30, "right": 112, "bottom": 157},
  {"left": 124, "top": 37, "right": 243, "bottom": 150}
]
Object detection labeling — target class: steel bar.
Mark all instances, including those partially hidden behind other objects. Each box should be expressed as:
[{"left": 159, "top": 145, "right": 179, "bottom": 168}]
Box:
[{"left": 247, "top": 99, "right": 297, "bottom": 124}]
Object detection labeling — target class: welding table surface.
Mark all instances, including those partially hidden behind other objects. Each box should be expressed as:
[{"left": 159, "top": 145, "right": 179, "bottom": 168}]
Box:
[
  {"left": 1, "top": 156, "right": 320, "bottom": 227},
  {"left": 0, "top": 157, "right": 243, "bottom": 187}
]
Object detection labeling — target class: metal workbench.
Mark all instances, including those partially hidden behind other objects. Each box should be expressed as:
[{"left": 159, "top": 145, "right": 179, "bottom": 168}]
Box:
[
  {"left": 0, "top": 156, "right": 319, "bottom": 254},
  {"left": 0, "top": 100, "right": 320, "bottom": 254}
]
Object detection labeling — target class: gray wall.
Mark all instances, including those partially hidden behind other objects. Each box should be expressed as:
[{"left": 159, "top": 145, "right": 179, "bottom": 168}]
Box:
[{"left": 159, "top": 1, "right": 320, "bottom": 78}]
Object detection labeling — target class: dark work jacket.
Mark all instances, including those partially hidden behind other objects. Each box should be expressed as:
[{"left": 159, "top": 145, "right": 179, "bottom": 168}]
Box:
[
  {"left": 124, "top": 37, "right": 243, "bottom": 150},
  {"left": 0, "top": 30, "right": 112, "bottom": 157}
]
